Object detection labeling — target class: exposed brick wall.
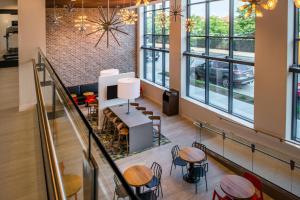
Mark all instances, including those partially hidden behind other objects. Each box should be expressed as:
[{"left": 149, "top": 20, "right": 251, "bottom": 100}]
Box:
[{"left": 46, "top": 8, "right": 136, "bottom": 87}]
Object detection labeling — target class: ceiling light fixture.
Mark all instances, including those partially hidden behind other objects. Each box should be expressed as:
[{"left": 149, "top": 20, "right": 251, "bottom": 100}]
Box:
[
  {"left": 64, "top": 0, "right": 76, "bottom": 12},
  {"left": 119, "top": 0, "right": 138, "bottom": 25},
  {"left": 185, "top": 18, "right": 195, "bottom": 32},
  {"left": 136, "top": 0, "right": 150, "bottom": 6},
  {"left": 50, "top": 0, "right": 62, "bottom": 24},
  {"left": 170, "top": 0, "right": 183, "bottom": 22},
  {"left": 156, "top": 10, "right": 168, "bottom": 28},
  {"left": 74, "top": 0, "right": 90, "bottom": 32},
  {"left": 87, "top": 0, "right": 128, "bottom": 47},
  {"left": 239, "top": 0, "right": 277, "bottom": 18},
  {"left": 295, "top": 0, "right": 300, "bottom": 8}
]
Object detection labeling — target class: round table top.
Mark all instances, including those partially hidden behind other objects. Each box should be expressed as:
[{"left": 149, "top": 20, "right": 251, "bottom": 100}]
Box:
[
  {"left": 220, "top": 175, "right": 255, "bottom": 199},
  {"left": 62, "top": 174, "right": 82, "bottom": 198},
  {"left": 83, "top": 92, "right": 94, "bottom": 96},
  {"left": 123, "top": 165, "right": 153, "bottom": 187},
  {"left": 179, "top": 147, "right": 205, "bottom": 163}
]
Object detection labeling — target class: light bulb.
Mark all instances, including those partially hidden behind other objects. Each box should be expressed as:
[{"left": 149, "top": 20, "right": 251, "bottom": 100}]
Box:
[
  {"left": 295, "top": 0, "right": 300, "bottom": 8},
  {"left": 239, "top": 4, "right": 248, "bottom": 11},
  {"left": 262, "top": 0, "right": 277, "bottom": 10},
  {"left": 255, "top": 9, "right": 263, "bottom": 17}
]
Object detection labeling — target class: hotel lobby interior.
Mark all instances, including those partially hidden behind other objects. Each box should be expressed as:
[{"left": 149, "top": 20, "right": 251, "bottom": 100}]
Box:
[{"left": 0, "top": 0, "right": 300, "bottom": 199}]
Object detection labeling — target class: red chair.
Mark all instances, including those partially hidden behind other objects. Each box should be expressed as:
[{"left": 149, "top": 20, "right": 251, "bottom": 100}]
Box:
[
  {"left": 212, "top": 185, "right": 232, "bottom": 200},
  {"left": 72, "top": 96, "right": 79, "bottom": 105},
  {"left": 85, "top": 95, "right": 96, "bottom": 106},
  {"left": 243, "top": 172, "right": 264, "bottom": 200}
]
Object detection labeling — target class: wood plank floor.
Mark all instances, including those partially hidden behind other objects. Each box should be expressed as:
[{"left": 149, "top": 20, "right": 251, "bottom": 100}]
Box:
[
  {"left": 115, "top": 98, "right": 273, "bottom": 200},
  {"left": 0, "top": 67, "right": 47, "bottom": 200}
]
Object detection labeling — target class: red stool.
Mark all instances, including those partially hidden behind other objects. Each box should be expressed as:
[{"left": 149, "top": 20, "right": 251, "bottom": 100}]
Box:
[{"left": 243, "top": 172, "right": 264, "bottom": 200}]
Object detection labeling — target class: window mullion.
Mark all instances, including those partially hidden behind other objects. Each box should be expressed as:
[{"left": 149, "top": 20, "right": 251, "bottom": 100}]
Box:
[
  {"left": 228, "top": 0, "right": 234, "bottom": 114},
  {"left": 205, "top": 1, "right": 210, "bottom": 104}
]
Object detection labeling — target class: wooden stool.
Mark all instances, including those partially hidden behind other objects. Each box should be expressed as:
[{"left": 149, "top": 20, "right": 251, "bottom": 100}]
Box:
[
  {"left": 149, "top": 115, "right": 161, "bottom": 146},
  {"left": 136, "top": 106, "right": 146, "bottom": 111},
  {"left": 130, "top": 102, "right": 139, "bottom": 107},
  {"left": 143, "top": 111, "right": 153, "bottom": 116},
  {"left": 116, "top": 123, "right": 129, "bottom": 155}
]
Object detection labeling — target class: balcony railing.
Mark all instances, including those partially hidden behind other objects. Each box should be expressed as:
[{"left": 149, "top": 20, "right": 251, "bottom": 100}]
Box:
[
  {"left": 194, "top": 121, "right": 300, "bottom": 198},
  {"left": 34, "top": 48, "right": 138, "bottom": 200}
]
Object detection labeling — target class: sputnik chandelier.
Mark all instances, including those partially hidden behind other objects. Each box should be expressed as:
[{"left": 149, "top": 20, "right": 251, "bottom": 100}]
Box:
[
  {"left": 239, "top": 0, "right": 277, "bottom": 18},
  {"left": 119, "top": 0, "right": 138, "bottom": 25},
  {"left": 87, "top": 0, "right": 128, "bottom": 47},
  {"left": 64, "top": 0, "right": 76, "bottom": 12},
  {"left": 50, "top": 0, "right": 62, "bottom": 24},
  {"left": 74, "top": 0, "right": 90, "bottom": 32},
  {"left": 170, "top": 0, "right": 183, "bottom": 22},
  {"left": 156, "top": 11, "right": 168, "bottom": 28},
  {"left": 136, "top": 0, "right": 150, "bottom": 6},
  {"left": 185, "top": 18, "right": 195, "bottom": 32}
]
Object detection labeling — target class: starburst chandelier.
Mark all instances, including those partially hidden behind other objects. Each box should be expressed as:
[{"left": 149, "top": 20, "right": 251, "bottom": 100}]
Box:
[
  {"left": 170, "top": 0, "right": 183, "bottom": 22},
  {"left": 74, "top": 0, "right": 90, "bottom": 32},
  {"left": 64, "top": 0, "right": 76, "bottom": 12},
  {"left": 136, "top": 0, "right": 150, "bottom": 6},
  {"left": 156, "top": 11, "right": 168, "bottom": 28},
  {"left": 50, "top": 0, "right": 62, "bottom": 24},
  {"left": 239, "top": 0, "right": 277, "bottom": 18},
  {"left": 87, "top": 0, "right": 128, "bottom": 47},
  {"left": 119, "top": 0, "right": 138, "bottom": 25},
  {"left": 185, "top": 18, "right": 195, "bottom": 32}
]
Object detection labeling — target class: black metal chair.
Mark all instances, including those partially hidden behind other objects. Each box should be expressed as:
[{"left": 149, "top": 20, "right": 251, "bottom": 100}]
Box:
[
  {"left": 192, "top": 141, "right": 207, "bottom": 161},
  {"left": 170, "top": 145, "right": 188, "bottom": 176},
  {"left": 194, "top": 163, "right": 208, "bottom": 194},
  {"left": 145, "top": 162, "right": 163, "bottom": 198},
  {"left": 113, "top": 175, "right": 129, "bottom": 200}
]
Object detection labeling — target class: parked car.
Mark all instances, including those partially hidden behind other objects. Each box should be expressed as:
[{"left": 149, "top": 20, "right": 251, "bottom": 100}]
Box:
[
  {"left": 145, "top": 51, "right": 160, "bottom": 62},
  {"left": 189, "top": 60, "right": 254, "bottom": 88}
]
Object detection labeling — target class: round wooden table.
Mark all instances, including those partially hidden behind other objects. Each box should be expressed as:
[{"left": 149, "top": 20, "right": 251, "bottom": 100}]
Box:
[
  {"left": 62, "top": 174, "right": 82, "bottom": 200},
  {"left": 123, "top": 165, "right": 153, "bottom": 195},
  {"left": 220, "top": 175, "right": 255, "bottom": 199},
  {"left": 179, "top": 147, "right": 205, "bottom": 183}
]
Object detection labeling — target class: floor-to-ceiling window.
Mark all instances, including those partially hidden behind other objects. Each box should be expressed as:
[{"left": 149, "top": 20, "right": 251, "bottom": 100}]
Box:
[
  {"left": 142, "top": 1, "right": 170, "bottom": 88},
  {"left": 184, "top": 0, "right": 255, "bottom": 121},
  {"left": 292, "top": 7, "right": 300, "bottom": 142}
]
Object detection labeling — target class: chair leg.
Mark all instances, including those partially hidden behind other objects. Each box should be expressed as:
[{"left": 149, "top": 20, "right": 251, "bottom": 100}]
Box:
[
  {"left": 169, "top": 163, "right": 173, "bottom": 176},
  {"left": 195, "top": 182, "right": 198, "bottom": 194},
  {"left": 160, "top": 183, "right": 163, "bottom": 198},
  {"left": 181, "top": 167, "right": 184, "bottom": 176},
  {"left": 75, "top": 193, "right": 78, "bottom": 200},
  {"left": 205, "top": 173, "right": 208, "bottom": 191}
]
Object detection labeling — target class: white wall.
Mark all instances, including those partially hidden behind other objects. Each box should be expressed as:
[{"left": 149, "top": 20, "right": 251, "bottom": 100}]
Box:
[
  {"left": 139, "top": 0, "right": 300, "bottom": 161},
  {"left": 18, "top": 0, "right": 46, "bottom": 111}
]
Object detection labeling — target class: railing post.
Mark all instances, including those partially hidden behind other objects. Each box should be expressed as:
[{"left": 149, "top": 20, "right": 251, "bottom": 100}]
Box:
[
  {"left": 199, "top": 122, "right": 203, "bottom": 143},
  {"left": 251, "top": 144, "right": 255, "bottom": 172},
  {"left": 222, "top": 132, "right": 226, "bottom": 156}
]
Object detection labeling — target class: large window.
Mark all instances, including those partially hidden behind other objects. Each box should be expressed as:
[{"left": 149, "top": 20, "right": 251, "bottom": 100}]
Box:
[
  {"left": 292, "top": 8, "right": 300, "bottom": 142},
  {"left": 185, "top": 0, "right": 255, "bottom": 121},
  {"left": 143, "top": 1, "right": 169, "bottom": 88}
]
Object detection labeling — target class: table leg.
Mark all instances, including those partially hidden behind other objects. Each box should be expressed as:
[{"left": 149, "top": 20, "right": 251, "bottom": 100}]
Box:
[
  {"left": 136, "top": 186, "right": 141, "bottom": 195},
  {"left": 183, "top": 163, "right": 197, "bottom": 183}
]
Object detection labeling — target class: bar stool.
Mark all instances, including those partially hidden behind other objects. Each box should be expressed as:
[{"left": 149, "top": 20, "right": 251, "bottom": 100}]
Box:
[
  {"left": 116, "top": 123, "right": 129, "bottom": 155},
  {"left": 142, "top": 111, "right": 153, "bottom": 116},
  {"left": 130, "top": 102, "right": 139, "bottom": 107},
  {"left": 136, "top": 106, "right": 146, "bottom": 111},
  {"left": 149, "top": 115, "right": 161, "bottom": 146},
  {"left": 102, "top": 110, "right": 114, "bottom": 133}
]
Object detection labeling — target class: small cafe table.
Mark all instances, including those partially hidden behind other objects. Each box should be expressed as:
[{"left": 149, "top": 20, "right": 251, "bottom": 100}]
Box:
[
  {"left": 220, "top": 175, "right": 255, "bottom": 199},
  {"left": 123, "top": 165, "right": 153, "bottom": 196},
  {"left": 179, "top": 147, "right": 205, "bottom": 183}
]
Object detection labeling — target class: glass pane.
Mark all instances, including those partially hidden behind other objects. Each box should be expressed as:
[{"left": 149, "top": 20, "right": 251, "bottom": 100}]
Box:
[
  {"left": 188, "top": 57, "right": 206, "bottom": 102},
  {"left": 224, "top": 134, "right": 252, "bottom": 171},
  {"left": 165, "top": 0, "right": 170, "bottom": 8},
  {"left": 201, "top": 127, "right": 223, "bottom": 156},
  {"left": 209, "top": 60, "right": 229, "bottom": 111},
  {"left": 154, "top": 51, "right": 163, "bottom": 85},
  {"left": 296, "top": 74, "right": 300, "bottom": 140},
  {"left": 145, "top": 12, "right": 153, "bottom": 34},
  {"left": 233, "top": 38, "right": 255, "bottom": 62},
  {"left": 209, "top": 37, "right": 229, "bottom": 57},
  {"left": 189, "top": 3, "right": 205, "bottom": 36},
  {"left": 234, "top": 0, "right": 255, "bottom": 37},
  {"left": 164, "top": 36, "right": 169, "bottom": 49},
  {"left": 164, "top": 9, "right": 170, "bottom": 35},
  {"left": 190, "top": 37, "right": 205, "bottom": 54},
  {"left": 144, "top": 35, "right": 152, "bottom": 47},
  {"left": 154, "top": 35, "right": 163, "bottom": 48},
  {"left": 165, "top": 53, "right": 170, "bottom": 88},
  {"left": 292, "top": 165, "right": 300, "bottom": 196},
  {"left": 209, "top": 0, "right": 229, "bottom": 36},
  {"left": 233, "top": 64, "right": 254, "bottom": 120},
  {"left": 144, "top": 50, "right": 153, "bottom": 81},
  {"left": 155, "top": 2, "right": 163, "bottom": 9},
  {"left": 154, "top": 10, "right": 165, "bottom": 34}
]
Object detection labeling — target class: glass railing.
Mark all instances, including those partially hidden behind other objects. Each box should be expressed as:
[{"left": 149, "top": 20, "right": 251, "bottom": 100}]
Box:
[
  {"left": 194, "top": 121, "right": 300, "bottom": 198},
  {"left": 34, "top": 49, "right": 138, "bottom": 200}
]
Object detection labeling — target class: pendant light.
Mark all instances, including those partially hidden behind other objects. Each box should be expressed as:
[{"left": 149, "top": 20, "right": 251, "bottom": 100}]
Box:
[{"left": 74, "top": 0, "right": 90, "bottom": 32}]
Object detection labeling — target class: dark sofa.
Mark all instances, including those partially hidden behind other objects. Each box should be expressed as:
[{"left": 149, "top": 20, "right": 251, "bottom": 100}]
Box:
[{"left": 67, "top": 82, "right": 98, "bottom": 105}]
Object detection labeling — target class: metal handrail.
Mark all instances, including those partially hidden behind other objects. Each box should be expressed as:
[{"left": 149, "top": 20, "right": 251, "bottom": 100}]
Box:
[
  {"left": 193, "top": 121, "right": 300, "bottom": 169},
  {"left": 33, "top": 59, "right": 65, "bottom": 200},
  {"left": 218, "top": 116, "right": 300, "bottom": 147},
  {"left": 37, "top": 48, "right": 138, "bottom": 200}
]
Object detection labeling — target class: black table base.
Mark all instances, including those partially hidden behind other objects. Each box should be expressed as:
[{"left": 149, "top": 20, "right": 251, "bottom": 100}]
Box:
[{"left": 183, "top": 163, "right": 199, "bottom": 183}]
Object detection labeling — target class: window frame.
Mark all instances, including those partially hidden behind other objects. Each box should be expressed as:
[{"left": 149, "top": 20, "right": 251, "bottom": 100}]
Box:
[
  {"left": 291, "top": 7, "right": 300, "bottom": 142},
  {"left": 184, "top": 0, "right": 255, "bottom": 122},
  {"left": 142, "top": 2, "right": 170, "bottom": 88}
]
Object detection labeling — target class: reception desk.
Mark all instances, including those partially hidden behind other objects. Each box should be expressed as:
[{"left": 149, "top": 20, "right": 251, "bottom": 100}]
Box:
[{"left": 110, "top": 104, "right": 153, "bottom": 153}]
